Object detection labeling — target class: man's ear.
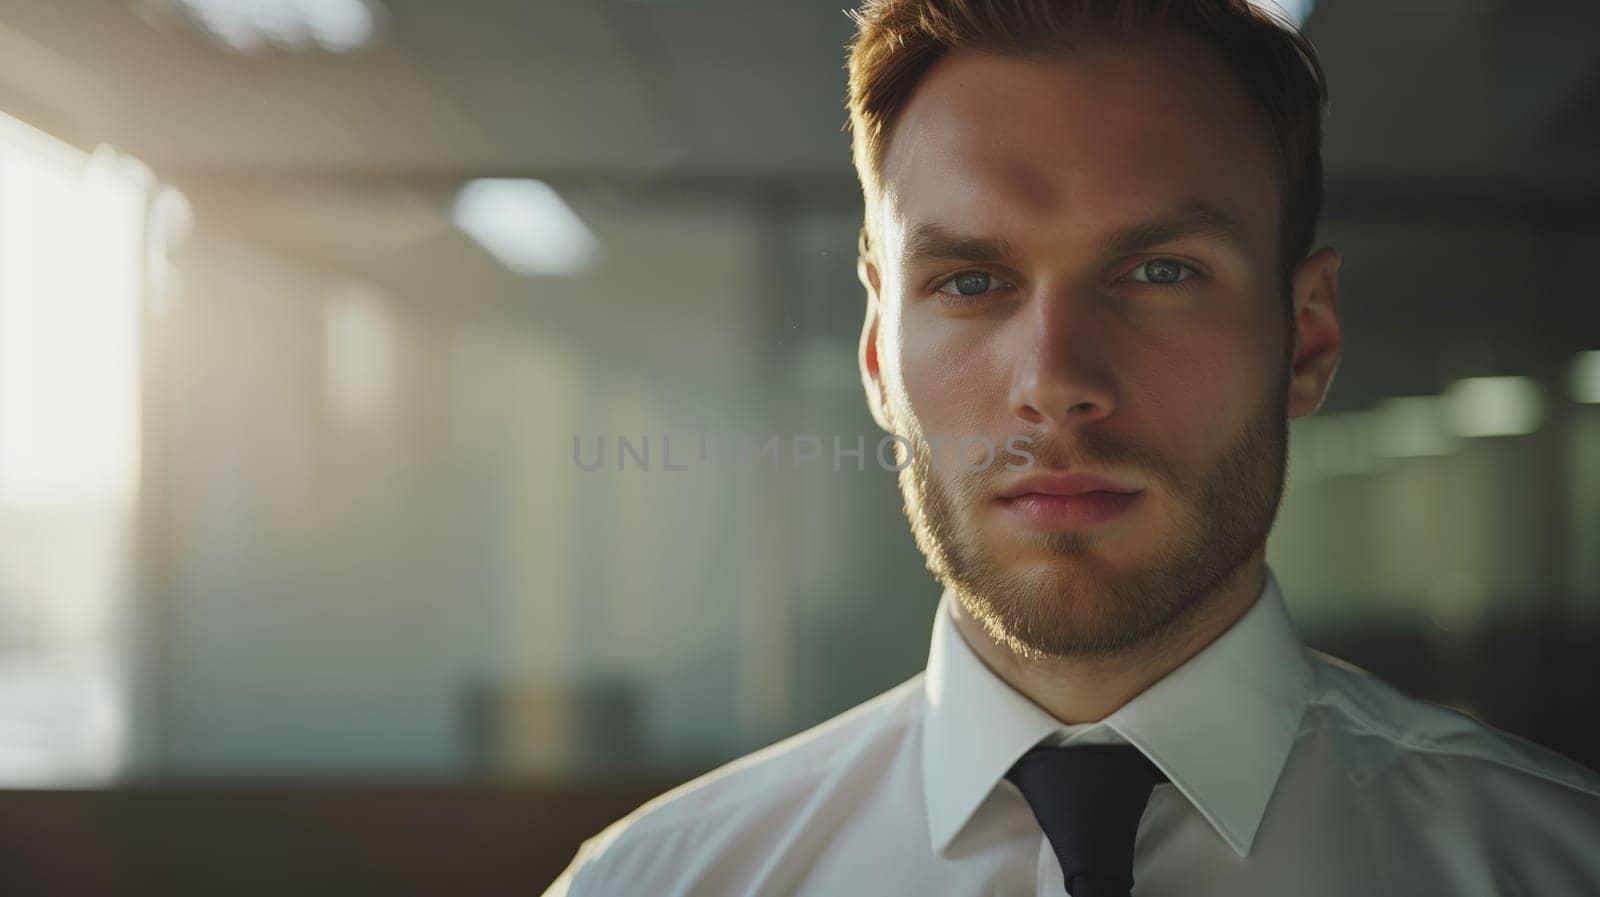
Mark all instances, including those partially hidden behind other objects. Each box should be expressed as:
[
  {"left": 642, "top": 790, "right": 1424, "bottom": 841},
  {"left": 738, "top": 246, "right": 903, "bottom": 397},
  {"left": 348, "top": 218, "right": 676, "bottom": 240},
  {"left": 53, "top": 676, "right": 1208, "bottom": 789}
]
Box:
[
  {"left": 1286, "top": 246, "right": 1343, "bottom": 419},
  {"left": 858, "top": 256, "right": 891, "bottom": 432}
]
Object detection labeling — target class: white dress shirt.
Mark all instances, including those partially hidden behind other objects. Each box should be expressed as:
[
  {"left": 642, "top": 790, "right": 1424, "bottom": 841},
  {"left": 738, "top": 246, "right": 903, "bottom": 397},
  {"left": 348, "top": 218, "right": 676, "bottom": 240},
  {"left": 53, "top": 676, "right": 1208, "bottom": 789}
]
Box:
[{"left": 543, "top": 567, "right": 1600, "bottom": 896}]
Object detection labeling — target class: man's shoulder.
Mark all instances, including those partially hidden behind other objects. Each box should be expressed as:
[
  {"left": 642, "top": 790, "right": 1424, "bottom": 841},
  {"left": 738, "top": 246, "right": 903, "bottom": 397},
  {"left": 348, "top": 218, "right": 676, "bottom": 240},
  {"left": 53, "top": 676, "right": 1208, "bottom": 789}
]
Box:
[
  {"left": 611, "top": 672, "right": 926, "bottom": 836},
  {"left": 1303, "top": 648, "right": 1600, "bottom": 801},
  {"left": 546, "top": 673, "right": 926, "bottom": 895}
]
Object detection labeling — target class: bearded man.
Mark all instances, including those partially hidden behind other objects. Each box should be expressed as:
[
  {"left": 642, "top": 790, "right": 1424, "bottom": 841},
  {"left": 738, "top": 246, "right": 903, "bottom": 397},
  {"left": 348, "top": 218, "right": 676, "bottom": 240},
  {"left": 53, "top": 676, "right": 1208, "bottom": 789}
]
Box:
[{"left": 545, "top": 2, "right": 1600, "bottom": 894}]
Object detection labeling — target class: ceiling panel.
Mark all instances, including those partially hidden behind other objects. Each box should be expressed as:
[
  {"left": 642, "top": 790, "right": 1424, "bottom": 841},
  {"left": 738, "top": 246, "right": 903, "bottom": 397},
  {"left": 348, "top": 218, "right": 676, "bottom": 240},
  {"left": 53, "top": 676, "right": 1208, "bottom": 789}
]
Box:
[{"left": 0, "top": 0, "right": 1591, "bottom": 184}]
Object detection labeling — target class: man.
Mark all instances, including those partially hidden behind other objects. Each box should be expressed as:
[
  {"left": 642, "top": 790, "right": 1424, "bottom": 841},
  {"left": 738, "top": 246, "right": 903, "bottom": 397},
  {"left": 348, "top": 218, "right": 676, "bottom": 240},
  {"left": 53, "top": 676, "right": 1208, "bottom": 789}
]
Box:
[{"left": 545, "top": 1, "right": 1600, "bottom": 894}]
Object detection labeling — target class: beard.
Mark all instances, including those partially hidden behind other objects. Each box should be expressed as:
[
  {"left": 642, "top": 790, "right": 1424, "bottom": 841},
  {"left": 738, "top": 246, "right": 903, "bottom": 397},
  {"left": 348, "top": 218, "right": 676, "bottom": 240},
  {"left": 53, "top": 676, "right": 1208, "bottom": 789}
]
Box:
[{"left": 885, "top": 371, "right": 1290, "bottom": 662}]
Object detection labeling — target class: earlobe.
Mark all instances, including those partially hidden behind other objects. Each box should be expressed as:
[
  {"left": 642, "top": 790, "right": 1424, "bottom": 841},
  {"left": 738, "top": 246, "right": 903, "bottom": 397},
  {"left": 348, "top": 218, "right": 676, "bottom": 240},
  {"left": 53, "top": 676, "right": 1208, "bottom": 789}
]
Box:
[
  {"left": 858, "top": 258, "right": 891, "bottom": 432},
  {"left": 1286, "top": 247, "right": 1343, "bottom": 419}
]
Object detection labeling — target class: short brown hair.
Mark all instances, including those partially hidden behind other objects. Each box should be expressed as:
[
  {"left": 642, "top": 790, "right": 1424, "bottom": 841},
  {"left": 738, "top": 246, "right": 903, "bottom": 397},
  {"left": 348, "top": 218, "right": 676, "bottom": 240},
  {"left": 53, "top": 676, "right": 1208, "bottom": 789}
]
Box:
[{"left": 845, "top": 0, "right": 1328, "bottom": 298}]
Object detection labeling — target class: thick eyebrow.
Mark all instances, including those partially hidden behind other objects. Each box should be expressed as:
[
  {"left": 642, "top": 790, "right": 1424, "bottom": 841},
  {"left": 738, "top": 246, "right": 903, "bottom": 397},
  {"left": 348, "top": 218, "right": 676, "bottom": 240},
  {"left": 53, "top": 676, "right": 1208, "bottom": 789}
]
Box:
[
  {"left": 898, "top": 200, "right": 1251, "bottom": 270},
  {"left": 1100, "top": 201, "right": 1252, "bottom": 257},
  {"left": 899, "top": 223, "right": 1020, "bottom": 269}
]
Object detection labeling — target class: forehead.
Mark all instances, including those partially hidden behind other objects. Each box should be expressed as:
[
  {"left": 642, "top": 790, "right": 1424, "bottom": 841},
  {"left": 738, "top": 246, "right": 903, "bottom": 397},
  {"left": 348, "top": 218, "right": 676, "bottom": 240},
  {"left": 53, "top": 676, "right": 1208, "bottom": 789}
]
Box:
[{"left": 877, "top": 34, "right": 1279, "bottom": 257}]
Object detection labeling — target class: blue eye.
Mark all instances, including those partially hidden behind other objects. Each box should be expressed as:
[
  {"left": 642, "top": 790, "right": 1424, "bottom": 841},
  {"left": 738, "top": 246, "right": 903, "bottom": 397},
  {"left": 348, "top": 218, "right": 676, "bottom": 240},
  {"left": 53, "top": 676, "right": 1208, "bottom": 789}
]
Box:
[
  {"left": 935, "top": 271, "right": 1005, "bottom": 298},
  {"left": 1127, "top": 259, "right": 1195, "bottom": 285}
]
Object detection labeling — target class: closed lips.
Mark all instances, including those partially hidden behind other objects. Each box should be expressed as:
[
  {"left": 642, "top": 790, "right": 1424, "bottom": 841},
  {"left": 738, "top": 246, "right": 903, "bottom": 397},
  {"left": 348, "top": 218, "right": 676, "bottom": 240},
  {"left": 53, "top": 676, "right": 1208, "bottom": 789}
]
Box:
[{"left": 997, "top": 472, "right": 1141, "bottom": 499}]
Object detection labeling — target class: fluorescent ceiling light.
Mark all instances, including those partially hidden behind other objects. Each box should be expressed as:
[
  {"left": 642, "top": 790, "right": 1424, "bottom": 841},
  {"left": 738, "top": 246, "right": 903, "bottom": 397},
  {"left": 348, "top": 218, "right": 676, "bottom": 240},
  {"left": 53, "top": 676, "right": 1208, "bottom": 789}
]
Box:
[
  {"left": 1250, "top": 0, "right": 1315, "bottom": 27},
  {"left": 174, "top": 0, "right": 379, "bottom": 53},
  {"left": 1569, "top": 350, "right": 1600, "bottom": 404},
  {"left": 451, "top": 179, "right": 598, "bottom": 277},
  {"left": 1442, "top": 376, "right": 1545, "bottom": 438}
]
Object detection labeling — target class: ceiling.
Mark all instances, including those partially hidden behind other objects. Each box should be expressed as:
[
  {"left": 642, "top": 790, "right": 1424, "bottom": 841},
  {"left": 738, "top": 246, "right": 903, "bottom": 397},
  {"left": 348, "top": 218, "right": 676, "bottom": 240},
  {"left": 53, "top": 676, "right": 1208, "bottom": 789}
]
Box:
[{"left": 0, "top": 0, "right": 1591, "bottom": 184}]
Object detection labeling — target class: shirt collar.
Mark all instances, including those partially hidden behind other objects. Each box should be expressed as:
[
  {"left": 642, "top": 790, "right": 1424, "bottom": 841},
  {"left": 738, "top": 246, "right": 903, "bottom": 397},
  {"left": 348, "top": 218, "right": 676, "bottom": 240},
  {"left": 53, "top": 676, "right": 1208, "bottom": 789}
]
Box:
[{"left": 920, "top": 565, "right": 1314, "bottom": 860}]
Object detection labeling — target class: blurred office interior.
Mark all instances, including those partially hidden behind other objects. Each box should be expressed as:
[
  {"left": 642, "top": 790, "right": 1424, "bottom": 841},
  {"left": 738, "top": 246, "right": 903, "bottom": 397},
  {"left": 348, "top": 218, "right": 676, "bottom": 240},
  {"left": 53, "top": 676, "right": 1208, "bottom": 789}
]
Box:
[{"left": 0, "top": 0, "right": 1596, "bottom": 893}]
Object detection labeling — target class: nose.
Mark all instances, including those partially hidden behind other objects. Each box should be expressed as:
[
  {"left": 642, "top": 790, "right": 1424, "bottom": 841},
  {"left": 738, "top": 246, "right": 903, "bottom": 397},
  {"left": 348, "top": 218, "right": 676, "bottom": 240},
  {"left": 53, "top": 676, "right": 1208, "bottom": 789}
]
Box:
[{"left": 1007, "top": 289, "right": 1118, "bottom": 431}]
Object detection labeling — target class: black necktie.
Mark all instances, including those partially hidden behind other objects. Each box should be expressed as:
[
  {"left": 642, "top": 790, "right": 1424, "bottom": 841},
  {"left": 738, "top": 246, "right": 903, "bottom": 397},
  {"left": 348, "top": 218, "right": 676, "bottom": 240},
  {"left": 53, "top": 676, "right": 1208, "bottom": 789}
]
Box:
[{"left": 1004, "top": 744, "right": 1168, "bottom": 897}]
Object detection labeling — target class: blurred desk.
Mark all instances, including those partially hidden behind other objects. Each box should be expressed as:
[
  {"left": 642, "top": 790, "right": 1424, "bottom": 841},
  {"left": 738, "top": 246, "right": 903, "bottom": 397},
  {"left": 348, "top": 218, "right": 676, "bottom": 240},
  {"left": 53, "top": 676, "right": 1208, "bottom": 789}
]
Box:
[{"left": 0, "top": 779, "right": 677, "bottom": 897}]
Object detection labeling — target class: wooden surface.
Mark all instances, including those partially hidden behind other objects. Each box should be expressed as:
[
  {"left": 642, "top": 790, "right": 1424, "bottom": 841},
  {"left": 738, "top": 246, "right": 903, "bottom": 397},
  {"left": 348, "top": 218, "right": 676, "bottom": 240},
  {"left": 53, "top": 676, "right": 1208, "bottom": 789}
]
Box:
[{"left": 0, "top": 780, "right": 679, "bottom": 897}]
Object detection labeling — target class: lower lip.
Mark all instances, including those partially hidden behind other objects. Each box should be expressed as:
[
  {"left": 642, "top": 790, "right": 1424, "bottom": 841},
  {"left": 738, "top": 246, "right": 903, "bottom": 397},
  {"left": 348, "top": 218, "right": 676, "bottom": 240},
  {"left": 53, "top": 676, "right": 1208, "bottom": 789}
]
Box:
[{"left": 998, "top": 491, "right": 1143, "bottom": 529}]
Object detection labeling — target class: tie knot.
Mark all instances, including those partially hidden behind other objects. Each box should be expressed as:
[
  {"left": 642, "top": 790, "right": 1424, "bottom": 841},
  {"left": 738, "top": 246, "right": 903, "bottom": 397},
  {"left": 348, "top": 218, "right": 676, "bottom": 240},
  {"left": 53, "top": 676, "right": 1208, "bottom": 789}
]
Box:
[{"left": 1004, "top": 744, "right": 1167, "bottom": 897}]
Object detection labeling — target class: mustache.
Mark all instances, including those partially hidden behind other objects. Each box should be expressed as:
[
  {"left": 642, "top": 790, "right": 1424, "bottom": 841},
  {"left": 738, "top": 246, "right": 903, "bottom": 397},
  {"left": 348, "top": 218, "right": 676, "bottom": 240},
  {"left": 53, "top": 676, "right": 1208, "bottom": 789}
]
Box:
[
  {"left": 994, "top": 431, "right": 1153, "bottom": 474},
  {"left": 912, "top": 430, "right": 1175, "bottom": 503}
]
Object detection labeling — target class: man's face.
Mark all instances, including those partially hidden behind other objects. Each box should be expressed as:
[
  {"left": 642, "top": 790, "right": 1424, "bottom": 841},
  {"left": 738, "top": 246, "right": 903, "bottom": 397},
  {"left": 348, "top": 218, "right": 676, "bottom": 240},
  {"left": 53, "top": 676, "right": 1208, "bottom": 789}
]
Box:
[{"left": 860, "top": 35, "right": 1325, "bottom": 660}]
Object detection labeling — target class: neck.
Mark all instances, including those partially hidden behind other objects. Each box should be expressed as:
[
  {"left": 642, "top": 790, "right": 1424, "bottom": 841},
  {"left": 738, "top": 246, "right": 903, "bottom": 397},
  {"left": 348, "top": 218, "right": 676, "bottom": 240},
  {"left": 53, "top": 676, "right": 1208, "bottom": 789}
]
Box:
[{"left": 947, "top": 552, "right": 1268, "bottom": 725}]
